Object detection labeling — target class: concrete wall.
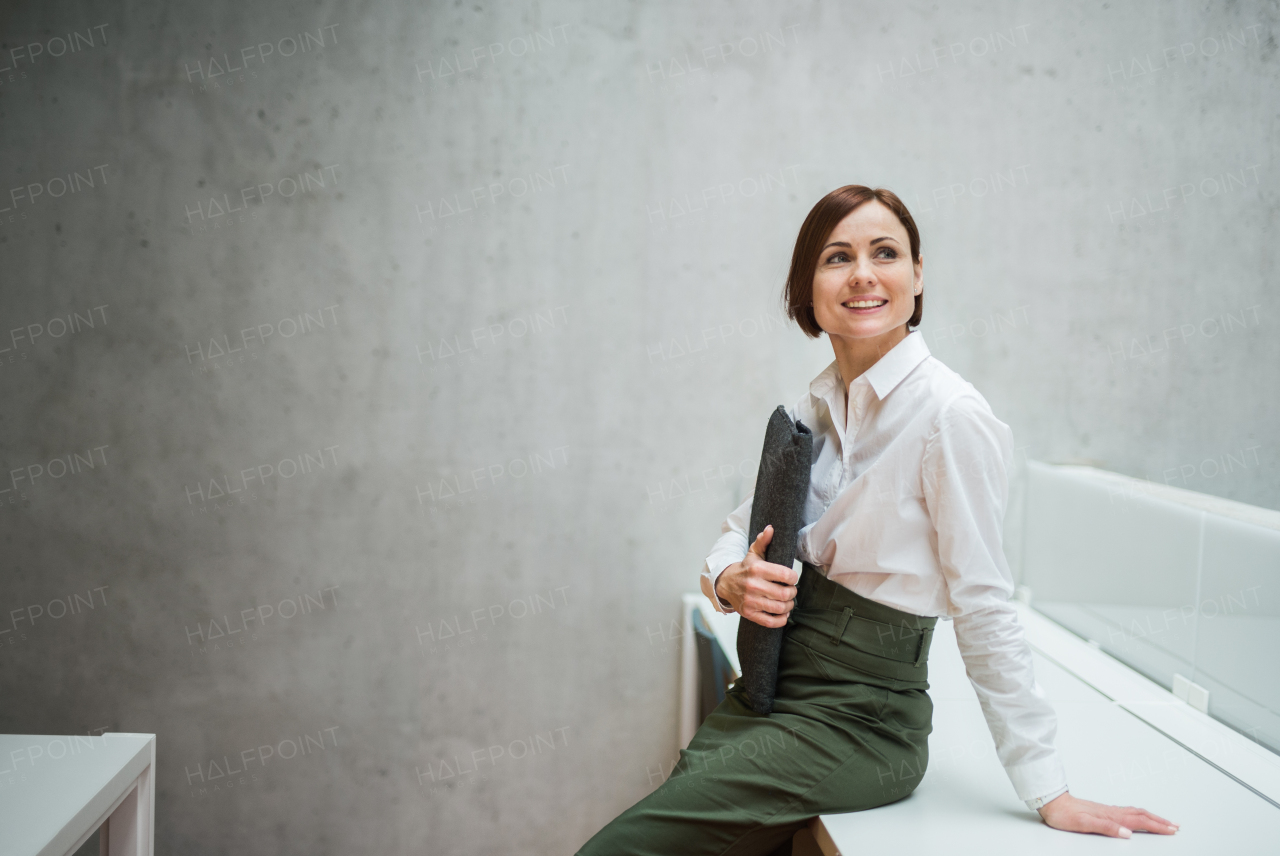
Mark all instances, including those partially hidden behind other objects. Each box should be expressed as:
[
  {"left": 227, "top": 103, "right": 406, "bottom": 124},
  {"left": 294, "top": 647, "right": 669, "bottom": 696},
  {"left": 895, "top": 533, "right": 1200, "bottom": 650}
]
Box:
[{"left": 0, "top": 0, "right": 1274, "bottom": 852}]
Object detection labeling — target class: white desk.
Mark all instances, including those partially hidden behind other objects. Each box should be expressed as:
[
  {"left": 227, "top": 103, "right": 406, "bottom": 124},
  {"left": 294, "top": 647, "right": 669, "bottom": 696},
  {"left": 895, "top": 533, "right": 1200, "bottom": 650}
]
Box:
[
  {"left": 0, "top": 733, "right": 155, "bottom": 856},
  {"left": 815, "top": 616, "right": 1280, "bottom": 854}
]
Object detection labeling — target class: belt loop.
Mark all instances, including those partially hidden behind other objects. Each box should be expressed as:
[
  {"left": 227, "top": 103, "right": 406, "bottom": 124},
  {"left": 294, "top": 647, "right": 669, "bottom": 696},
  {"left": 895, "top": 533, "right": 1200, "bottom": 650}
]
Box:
[
  {"left": 914, "top": 626, "right": 933, "bottom": 666},
  {"left": 830, "top": 607, "right": 852, "bottom": 645}
]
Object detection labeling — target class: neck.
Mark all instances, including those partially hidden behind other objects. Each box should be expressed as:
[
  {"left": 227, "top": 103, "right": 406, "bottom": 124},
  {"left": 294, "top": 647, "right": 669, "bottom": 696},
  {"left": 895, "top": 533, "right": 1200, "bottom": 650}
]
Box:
[{"left": 830, "top": 326, "right": 909, "bottom": 389}]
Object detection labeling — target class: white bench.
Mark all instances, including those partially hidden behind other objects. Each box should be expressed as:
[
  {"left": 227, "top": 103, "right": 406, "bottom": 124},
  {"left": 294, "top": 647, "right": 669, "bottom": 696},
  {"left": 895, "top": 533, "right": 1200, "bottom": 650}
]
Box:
[
  {"left": 0, "top": 733, "right": 155, "bottom": 856},
  {"left": 679, "top": 462, "right": 1280, "bottom": 853}
]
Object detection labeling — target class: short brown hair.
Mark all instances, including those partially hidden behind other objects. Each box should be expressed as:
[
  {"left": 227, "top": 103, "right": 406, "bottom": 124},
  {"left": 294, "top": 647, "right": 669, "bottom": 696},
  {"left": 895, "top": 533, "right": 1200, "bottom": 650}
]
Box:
[{"left": 784, "top": 186, "right": 923, "bottom": 338}]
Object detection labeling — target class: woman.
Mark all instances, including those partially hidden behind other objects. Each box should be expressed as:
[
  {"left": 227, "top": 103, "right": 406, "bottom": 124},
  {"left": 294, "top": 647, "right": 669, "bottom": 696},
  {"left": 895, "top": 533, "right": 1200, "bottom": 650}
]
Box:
[{"left": 578, "top": 186, "right": 1178, "bottom": 856}]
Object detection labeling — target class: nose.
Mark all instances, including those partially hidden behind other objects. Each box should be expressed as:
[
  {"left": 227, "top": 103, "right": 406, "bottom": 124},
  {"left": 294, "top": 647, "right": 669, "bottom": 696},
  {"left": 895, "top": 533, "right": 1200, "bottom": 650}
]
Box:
[{"left": 847, "top": 254, "right": 876, "bottom": 287}]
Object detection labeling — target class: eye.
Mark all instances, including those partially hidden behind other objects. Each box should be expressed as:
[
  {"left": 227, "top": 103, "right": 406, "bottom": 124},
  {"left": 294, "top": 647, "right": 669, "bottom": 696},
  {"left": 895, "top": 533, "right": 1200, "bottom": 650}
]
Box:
[
  {"left": 826, "top": 251, "right": 850, "bottom": 264},
  {"left": 875, "top": 247, "right": 898, "bottom": 259}
]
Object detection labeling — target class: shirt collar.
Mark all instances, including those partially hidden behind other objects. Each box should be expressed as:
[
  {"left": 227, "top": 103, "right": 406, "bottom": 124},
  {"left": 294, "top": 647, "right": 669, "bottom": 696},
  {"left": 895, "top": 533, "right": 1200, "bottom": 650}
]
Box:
[{"left": 809, "top": 330, "right": 932, "bottom": 403}]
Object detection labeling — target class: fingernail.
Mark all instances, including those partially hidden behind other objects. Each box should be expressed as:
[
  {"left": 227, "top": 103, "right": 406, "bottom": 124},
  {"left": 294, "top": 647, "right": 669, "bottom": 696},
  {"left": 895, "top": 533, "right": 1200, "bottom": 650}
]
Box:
[
  {"left": 1169, "top": 825, "right": 1179, "bottom": 832},
  {"left": 1118, "top": 827, "right": 1132, "bottom": 839}
]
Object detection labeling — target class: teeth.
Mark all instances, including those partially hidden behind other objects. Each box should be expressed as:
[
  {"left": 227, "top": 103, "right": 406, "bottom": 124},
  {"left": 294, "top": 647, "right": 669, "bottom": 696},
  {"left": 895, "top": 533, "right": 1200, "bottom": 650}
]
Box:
[{"left": 844, "top": 299, "right": 886, "bottom": 308}]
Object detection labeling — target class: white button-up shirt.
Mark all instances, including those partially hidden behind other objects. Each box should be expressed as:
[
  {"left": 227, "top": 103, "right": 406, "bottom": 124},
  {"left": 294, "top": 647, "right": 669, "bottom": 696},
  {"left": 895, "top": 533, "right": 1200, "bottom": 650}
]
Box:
[{"left": 701, "top": 331, "right": 1068, "bottom": 808}]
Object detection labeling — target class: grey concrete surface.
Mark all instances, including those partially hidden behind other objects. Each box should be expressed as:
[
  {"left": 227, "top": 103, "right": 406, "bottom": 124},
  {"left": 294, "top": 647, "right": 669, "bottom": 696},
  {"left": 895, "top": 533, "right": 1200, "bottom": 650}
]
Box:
[{"left": 0, "top": 1, "right": 1275, "bottom": 853}]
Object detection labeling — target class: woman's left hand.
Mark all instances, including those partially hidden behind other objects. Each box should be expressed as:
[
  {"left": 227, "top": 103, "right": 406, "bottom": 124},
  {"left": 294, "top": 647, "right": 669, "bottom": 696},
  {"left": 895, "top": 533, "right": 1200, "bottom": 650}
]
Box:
[{"left": 1039, "top": 792, "right": 1178, "bottom": 837}]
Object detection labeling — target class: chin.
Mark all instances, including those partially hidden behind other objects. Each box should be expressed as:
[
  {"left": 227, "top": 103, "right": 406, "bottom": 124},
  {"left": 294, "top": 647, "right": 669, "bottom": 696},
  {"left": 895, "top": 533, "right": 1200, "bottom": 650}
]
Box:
[
  {"left": 846, "top": 329, "right": 893, "bottom": 341},
  {"left": 824, "top": 320, "right": 897, "bottom": 340},
  {"left": 818, "top": 305, "right": 910, "bottom": 338}
]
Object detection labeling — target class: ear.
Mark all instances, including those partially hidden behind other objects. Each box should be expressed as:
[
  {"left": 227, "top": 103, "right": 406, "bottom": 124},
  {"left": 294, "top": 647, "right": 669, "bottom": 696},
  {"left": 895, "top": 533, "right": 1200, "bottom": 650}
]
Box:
[{"left": 913, "top": 254, "right": 924, "bottom": 295}]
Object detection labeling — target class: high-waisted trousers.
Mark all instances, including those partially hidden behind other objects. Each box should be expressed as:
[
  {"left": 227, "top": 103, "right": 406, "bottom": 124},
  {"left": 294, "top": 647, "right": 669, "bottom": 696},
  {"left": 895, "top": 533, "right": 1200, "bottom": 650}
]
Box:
[{"left": 577, "top": 563, "right": 938, "bottom": 856}]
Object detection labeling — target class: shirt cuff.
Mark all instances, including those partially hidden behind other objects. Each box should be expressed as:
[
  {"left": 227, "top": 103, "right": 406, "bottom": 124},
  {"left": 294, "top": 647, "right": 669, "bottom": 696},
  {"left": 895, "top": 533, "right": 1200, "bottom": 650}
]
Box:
[
  {"left": 797, "top": 523, "right": 815, "bottom": 567},
  {"left": 1025, "top": 784, "right": 1069, "bottom": 811},
  {"left": 701, "top": 558, "right": 737, "bottom": 615},
  {"left": 1005, "top": 752, "right": 1068, "bottom": 806}
]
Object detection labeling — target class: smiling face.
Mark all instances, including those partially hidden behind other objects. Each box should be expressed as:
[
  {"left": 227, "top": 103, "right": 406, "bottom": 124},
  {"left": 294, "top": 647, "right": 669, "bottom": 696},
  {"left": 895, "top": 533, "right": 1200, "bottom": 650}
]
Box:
[{"left": 811, "top": 200, "right": 922, "bottom": 350}]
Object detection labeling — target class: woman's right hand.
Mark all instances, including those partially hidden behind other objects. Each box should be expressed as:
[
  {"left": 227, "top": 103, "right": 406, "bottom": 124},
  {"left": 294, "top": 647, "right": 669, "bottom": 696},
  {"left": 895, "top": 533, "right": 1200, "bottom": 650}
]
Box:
[{"left": 713, "top": 525, "right": 799, "bottom": 628}]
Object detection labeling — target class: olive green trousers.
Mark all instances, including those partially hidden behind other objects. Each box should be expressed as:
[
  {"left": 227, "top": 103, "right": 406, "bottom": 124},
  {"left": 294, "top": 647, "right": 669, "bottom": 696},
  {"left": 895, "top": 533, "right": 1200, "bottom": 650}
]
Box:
[{"left": 578, "top": 564, "right": 938, "bottom": 856}]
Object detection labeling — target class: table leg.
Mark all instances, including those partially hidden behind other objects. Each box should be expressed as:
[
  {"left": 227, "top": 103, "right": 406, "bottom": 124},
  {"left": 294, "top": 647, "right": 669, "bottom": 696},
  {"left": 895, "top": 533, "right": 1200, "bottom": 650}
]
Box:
[{"left": 101, "top": 765, "right": 153, "bottom": 856}]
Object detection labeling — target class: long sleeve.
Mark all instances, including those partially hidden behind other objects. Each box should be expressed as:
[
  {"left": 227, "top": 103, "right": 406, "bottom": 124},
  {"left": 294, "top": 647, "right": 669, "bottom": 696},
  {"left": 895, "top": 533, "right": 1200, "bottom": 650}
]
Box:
[
  {"left": 699, "top": 490, "right": 753, "bottom": 614},
  {"left": 921, "top": 395, "right": 1069, "bottom": 806}
]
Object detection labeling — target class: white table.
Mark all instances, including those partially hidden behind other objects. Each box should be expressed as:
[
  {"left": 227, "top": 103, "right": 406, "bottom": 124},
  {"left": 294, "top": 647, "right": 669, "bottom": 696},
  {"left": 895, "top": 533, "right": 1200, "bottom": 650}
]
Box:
[
  {"left": 814, "top": 614, "right": 1280, "bottom": 854},
  {"left": 0, "top": 733, "right": 155, "bottom": 856}
]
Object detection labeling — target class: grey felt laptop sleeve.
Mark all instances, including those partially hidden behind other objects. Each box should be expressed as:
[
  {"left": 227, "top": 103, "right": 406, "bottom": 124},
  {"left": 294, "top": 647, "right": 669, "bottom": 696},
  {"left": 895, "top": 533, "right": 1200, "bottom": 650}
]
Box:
[{"left": 736, "top": 405, "right": 813, "bottom": 715}]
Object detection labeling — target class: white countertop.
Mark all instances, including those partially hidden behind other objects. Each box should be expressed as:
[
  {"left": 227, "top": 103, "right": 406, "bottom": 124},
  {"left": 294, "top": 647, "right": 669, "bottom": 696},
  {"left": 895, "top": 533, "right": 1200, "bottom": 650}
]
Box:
[
  {"left": 816, "top": 617, "right": 1279, "bottom": 854},
  {"left": 0, "top": 732, "right": 155, "bottom": 856}
]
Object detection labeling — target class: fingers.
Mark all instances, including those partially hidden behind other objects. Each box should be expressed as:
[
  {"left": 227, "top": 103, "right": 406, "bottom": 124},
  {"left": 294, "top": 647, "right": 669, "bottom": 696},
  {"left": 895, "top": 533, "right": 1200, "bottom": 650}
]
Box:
[
  {"left": 745, "top": 525, "right": 799, "bottom": 586},
  {"left": 1115, "top": 807, "right": 1178, "bottom": 835},
  {"left": 742, "top": 575, "right": 797, "bottom": 606},
  {"left": 748, "top": 525, "right": 774, "bottom": 557},
  {"left": 1043, "top": 796, "right": 1179, "bottom": 838},
  {"left": 742, "top": 606, "right": 789, "bottom": 629},
  {"left": 758, "top": 576, "right": 798, "bottom": 600},
  {"left": 756, "top": 560, "right": 799, "bottom": 586},
  {"left": 1134, "top": 807, "right": 1176, "bottom": 829},
  {"left": 751, "top": 596, "right": 795, "bottom": 615},
  {"left": 742, "top": 588, "right": 792, "bottom": 628},
  {"left": 1074, "top": 814, "right": 1130, "bottom": 838},
  {"left": 740, "top": 571, "right": 796, "bottom": 627}
]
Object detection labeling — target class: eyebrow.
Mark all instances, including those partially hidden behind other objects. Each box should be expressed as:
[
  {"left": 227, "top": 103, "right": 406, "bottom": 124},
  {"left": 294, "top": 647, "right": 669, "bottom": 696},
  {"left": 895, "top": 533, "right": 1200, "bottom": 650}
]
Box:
[{"left": 820, "top": 236, "right": 901, "bottom": 251}]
